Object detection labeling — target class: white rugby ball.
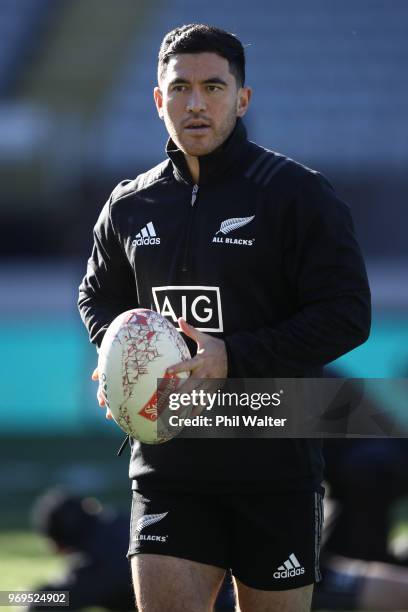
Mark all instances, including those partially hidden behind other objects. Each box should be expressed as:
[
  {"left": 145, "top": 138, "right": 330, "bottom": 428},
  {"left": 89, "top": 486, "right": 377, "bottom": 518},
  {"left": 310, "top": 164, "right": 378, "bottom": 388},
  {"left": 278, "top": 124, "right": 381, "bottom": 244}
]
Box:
[{"left": 98, "top": 309, "right": 191, "bottom": 444}]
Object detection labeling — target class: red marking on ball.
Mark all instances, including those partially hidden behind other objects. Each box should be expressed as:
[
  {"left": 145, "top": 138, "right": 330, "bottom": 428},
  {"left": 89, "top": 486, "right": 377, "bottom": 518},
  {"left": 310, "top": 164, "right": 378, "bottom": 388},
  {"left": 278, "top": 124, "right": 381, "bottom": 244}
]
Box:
[{"left": 138, "top": 371, "right": 183, "bottom": 421}]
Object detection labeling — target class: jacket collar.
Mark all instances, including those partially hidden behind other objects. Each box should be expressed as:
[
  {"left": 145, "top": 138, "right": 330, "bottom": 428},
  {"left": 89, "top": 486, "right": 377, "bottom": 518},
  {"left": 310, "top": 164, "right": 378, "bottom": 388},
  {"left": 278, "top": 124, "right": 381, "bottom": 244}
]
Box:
[{"left": 166, "top": 118, "right": 248, "bottom": 185}]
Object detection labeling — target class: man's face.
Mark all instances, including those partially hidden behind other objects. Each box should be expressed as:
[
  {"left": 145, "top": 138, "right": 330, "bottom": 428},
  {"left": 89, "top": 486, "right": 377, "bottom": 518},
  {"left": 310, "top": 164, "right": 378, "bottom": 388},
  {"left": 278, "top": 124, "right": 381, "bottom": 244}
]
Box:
[{"left": 154, "top": 52, "right": 251, "bottom": 157}]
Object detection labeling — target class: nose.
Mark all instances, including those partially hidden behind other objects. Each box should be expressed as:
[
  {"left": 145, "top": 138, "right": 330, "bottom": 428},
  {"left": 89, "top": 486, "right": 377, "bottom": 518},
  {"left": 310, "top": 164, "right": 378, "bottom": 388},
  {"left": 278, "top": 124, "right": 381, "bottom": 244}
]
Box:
[{"left": 185, "top": 87, "right": 206, "bottom": 113}]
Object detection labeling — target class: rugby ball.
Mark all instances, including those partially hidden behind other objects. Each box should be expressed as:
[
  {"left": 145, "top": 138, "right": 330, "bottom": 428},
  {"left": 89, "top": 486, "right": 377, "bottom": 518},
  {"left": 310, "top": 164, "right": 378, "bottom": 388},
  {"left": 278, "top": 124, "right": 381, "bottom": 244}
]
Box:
[{"left": 98, "top": 309, "right": 191, "bottom": 444}]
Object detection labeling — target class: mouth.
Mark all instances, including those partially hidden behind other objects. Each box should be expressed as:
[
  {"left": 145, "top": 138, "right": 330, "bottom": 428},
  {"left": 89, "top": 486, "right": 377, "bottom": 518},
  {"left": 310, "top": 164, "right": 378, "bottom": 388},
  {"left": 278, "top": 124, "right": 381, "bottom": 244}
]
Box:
[{"left": 184, "top": 120, "right": 211, "bottom": 132}]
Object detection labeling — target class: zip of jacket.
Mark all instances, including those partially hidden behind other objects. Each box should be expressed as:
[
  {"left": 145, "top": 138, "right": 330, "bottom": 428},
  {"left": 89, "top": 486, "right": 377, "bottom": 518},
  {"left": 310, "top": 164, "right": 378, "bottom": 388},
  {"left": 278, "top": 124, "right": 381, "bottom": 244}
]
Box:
[{"left": 181, "top": 183, "right": 199, "bottom": 274}]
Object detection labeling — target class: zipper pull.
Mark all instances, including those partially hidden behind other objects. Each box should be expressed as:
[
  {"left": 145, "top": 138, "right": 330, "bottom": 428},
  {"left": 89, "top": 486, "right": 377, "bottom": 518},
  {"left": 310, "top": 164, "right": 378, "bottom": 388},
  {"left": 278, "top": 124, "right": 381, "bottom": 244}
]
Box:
[{"left": 191, "top": 184, "right": 199, "bottom": 206}]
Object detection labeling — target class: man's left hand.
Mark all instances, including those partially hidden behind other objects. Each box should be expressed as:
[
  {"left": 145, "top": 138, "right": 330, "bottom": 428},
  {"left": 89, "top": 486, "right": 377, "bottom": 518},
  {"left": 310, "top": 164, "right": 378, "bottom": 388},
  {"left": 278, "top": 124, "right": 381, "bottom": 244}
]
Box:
[{"left": 167, "top": 317, "right": 228, "bottom": 378}]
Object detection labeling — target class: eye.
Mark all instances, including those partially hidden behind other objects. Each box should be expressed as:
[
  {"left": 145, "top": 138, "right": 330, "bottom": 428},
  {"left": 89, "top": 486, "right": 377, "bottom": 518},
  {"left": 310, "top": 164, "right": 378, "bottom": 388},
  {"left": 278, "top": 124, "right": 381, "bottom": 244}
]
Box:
[
  {"left": 206, "top": 85, "right": 222, "bottom": 92},
  {"left": 172, "top": 84, "right": 188, "bottom": 92}
]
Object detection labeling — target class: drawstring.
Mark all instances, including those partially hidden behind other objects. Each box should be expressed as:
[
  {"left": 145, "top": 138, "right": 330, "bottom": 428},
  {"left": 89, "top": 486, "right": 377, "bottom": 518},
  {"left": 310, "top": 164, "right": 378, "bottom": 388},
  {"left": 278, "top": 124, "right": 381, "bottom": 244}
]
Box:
[{"left": 117, "top": 434, "right": 129, "bottom": 456}]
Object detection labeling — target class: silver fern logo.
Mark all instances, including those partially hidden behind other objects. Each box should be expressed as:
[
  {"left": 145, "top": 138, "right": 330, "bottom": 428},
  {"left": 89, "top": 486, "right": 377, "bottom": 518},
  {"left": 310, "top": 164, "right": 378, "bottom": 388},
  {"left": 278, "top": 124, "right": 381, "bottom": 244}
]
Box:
[
  {"left": 213, "top": 215, "right": 255, "bottom": 246},
  {"left": 136, "top": 512, "right": 168, "bottom": 534},
  {"left": 133, "top": 512, "right": 169, "bottom": 543},
  {"left": 216, "top": 215, "right": 255, "bottom": 235}
]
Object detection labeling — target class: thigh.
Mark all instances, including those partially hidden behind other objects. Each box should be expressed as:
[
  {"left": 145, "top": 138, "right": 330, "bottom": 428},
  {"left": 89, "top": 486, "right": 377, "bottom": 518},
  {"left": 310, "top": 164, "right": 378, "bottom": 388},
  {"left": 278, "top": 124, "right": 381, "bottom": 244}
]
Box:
[
  {"left": 127, "top": 488, "right": 229, "bottom": 611},
  {"left": 234, "top": 579, "right": 313, "bottom": 612},
  {"left": 230, "top": 490, "right": 324, "bottom": 593},
  {"left": 131, "top": 554, "right": 225, "bottom": 612}
]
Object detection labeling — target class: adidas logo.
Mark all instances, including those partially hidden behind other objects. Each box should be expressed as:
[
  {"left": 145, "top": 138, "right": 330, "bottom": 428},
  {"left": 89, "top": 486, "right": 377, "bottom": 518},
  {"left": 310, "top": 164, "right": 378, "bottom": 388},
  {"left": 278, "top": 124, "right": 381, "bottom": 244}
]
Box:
[
  {"left": 273, "top": 553, "right": 305, "bottom": 579},
  {"left": 132, "top": 222, "right": 160, "bottom": 246}
]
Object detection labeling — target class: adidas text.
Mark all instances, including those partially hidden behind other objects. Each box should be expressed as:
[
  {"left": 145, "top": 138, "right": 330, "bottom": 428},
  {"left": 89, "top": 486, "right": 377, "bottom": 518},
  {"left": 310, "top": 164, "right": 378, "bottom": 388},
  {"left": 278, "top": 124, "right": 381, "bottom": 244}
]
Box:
[
  {"left": 273, "top": 567, "right": 305, "bottom": 579},
  {"left": 133, "top": 236, "right": 160, "bottom": 246}
]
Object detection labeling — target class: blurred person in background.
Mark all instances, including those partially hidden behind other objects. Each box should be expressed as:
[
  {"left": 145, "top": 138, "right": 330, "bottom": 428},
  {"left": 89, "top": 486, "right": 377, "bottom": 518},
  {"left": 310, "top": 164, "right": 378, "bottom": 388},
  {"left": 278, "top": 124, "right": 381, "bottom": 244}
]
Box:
[
  {"left": 323, "top": 439, "right": 408, "bottom": 564},
  {"left": 28, "top": 488, "right": 135, "bottom": 611},
  {"left": 78, "top": 23, "right": 371, "bottom": 611},
  {"left": 311, "top": 439, "right": 408, "bottom": 610},
  {"left": 312, "top": 551, "right": 408, "bottom": 611},
  {"left": 28, "top": 488, "right": 234, "bottom": 611}
]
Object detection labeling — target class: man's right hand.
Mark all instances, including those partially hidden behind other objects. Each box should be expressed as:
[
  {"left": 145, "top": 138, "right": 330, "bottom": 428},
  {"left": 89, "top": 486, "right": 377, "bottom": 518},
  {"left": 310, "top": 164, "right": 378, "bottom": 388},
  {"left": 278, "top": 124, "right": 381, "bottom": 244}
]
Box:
[{"left": 92, "top": 367, "right": 113, "bottom": 419}]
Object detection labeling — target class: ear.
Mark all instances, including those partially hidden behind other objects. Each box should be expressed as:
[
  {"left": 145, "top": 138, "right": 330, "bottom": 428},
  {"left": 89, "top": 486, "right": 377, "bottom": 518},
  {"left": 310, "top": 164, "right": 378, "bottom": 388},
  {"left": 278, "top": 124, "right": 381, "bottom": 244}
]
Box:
[
  {"left": 236, "top": 86, "right": 252, "bottom": 118},
  {"left": 154, "top": 87, "right": 164, "bottom": 120}
]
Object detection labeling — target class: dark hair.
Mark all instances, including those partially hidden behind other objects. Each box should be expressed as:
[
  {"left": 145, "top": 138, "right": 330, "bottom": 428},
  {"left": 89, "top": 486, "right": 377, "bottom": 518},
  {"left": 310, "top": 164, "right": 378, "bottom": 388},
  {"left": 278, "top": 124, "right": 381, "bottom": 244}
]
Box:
[
  {"left": 158, "top": 24, "right": 245, "bottom": 86},
  {"left": 31, "top": 489, "right": 101, "bottom": 549}
]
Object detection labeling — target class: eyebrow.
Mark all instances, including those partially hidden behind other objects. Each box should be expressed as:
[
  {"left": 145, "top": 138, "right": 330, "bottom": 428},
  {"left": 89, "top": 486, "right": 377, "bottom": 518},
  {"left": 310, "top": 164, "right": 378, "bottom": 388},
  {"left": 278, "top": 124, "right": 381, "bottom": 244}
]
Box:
[{"left": 168, "top": 77, "right": 228, "bottom": 87}]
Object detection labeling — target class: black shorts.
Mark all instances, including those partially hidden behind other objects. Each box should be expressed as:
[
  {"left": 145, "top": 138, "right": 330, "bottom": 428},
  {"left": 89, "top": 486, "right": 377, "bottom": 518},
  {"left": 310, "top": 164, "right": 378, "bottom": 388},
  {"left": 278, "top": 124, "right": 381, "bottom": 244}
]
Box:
[{"left": 128, "top": 488, "right": 324, "bottom": 591}]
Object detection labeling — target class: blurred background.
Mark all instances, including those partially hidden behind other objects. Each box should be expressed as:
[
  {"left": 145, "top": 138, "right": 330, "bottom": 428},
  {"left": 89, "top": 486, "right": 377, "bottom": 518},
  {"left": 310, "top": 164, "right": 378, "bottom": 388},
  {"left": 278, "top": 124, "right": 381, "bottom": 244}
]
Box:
[{"left": 0, "top": 0, "right": 407, "bottom": 607}]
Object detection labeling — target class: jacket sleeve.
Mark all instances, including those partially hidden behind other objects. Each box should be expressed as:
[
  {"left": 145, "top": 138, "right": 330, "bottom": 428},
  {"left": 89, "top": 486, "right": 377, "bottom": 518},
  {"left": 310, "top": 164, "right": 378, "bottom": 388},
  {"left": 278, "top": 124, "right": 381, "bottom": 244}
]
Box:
[
  {"left": 224, "top": 171, "right": 371, "bottom": 377},
  {"left": 78, "top": 193, "right": 138, "bottom": 348}
]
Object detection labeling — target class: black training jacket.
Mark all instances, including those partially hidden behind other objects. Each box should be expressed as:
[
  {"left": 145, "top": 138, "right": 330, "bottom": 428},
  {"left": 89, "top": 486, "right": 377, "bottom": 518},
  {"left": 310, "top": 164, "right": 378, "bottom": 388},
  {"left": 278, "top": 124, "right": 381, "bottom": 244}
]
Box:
[{"left": 78, "top": 119, "right": 371, "bottom": 493}]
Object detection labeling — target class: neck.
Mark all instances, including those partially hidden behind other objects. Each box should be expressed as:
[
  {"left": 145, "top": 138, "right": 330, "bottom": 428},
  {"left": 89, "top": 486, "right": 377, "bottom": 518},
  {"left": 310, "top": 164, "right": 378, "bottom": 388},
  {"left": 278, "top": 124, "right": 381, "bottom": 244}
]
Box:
[
  {"left": 166, "top": 119, "right": 247, "bottom": 186},
  {"left": 184, "top": 154, "right": 200, "bottom": 184}
]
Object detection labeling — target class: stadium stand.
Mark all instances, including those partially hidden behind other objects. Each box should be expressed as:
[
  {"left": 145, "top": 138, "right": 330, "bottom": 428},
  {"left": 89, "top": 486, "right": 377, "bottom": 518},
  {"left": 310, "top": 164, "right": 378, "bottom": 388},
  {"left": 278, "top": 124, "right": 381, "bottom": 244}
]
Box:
[
  {"left": 0, "top": 0, "right": 55, "bottom": 97},
  {"left": 19, "top": 0, "right": 150, "bottom": 119},
  {"left": 93, "top": 0, "right": 408, "bottom": 172},
  {"left": 0, "top": 0, "right": 407, "bottom": 257},
  {"left": 0, "top": 0, "right": 150, "bottom": 229}
]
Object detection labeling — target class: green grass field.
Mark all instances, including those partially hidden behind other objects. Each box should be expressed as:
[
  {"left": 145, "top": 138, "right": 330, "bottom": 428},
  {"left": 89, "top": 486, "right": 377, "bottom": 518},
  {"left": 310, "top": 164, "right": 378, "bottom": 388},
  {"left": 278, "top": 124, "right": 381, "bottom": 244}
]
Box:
[
  {"left": 0, "top": 531, "right": 110, "bottom": 612},
  {"left": 0, "top": 434, "right": 129, "bottom": 609},
  {"left": 0, "top": 530, "right": 64, "bottom": 591}
]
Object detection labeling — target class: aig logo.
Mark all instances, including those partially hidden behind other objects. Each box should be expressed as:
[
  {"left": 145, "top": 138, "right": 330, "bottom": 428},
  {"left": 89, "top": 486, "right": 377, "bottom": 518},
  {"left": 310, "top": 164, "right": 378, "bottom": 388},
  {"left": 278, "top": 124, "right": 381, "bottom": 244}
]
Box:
[{"left": 152, "top": 286, "right": 223, "bottom": 332}]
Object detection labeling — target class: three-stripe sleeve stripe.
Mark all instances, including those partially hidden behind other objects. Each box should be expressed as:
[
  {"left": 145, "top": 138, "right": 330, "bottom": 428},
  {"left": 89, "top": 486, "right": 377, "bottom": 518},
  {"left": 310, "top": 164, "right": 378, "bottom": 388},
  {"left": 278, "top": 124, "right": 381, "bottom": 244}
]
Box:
[
  {"left": 252, "top": 156, "right": 278, "bottom": 184},
  {"left": 245, "top": 151, "right": 288, "bottom": 186},
  {"left": 261, "top": 157, "right": 288, "bottom": 186},
  {"left": 314, "top": 492, "right": 324, "bottom": 582},
  {"left": 245, "top": 150, "right": 269, "bottom": 179}
]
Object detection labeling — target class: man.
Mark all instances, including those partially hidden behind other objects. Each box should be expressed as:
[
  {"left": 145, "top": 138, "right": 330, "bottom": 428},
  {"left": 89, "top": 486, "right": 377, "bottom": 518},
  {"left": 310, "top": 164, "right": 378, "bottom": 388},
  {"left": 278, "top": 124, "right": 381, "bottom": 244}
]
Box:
[{"left": 79, "top": 24, "right": 371, "bottom": 611}]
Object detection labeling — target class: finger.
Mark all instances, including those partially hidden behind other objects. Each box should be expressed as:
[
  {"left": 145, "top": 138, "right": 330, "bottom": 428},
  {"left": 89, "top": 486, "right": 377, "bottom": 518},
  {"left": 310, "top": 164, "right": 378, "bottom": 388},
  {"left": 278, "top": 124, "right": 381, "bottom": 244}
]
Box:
[
  {"left": 175, "top": 375, "right": 206, "bottom": 396},
  {"left": 97, "top": 388, "right": 106, "bottom": 407},
  {"left": 167, "top": 356, "right": 201, "bottom": 375},
  {"left": 159, "top": 376, "right": 202, "bottom": 419},
  {"left": 106, "top": 408, "right": 113, "bottom": 420},
  {"left": 92, "top": 368, "right": 99, "bottom": 381},
  {"left": 173, "top": 377, "right": 217, "bottom": 404},
  {"left": 178, "top": 318, "right": 205, "bottom": 343},
  {"left": 191, "top": 404, "right": 204, "bottom": 418},
  {"left": 164, "top": 377, "right": 206, "bottom": 418}
]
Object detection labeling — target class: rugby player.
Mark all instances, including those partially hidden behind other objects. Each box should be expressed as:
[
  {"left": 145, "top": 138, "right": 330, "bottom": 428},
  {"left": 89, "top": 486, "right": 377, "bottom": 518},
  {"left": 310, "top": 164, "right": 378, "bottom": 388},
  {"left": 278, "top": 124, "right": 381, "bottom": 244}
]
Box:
[{"left": 79, "top": 24, "right": 371, "bottom": 611}]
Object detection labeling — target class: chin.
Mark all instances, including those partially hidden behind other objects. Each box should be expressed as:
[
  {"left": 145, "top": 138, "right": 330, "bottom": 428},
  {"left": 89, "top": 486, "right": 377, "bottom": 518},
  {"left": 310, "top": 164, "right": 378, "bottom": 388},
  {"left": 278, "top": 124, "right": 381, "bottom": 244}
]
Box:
[
  {"left": 185, "top": 147, "right": 213, "bottom": 157},
  {"left": 182, "top": 141, "right": 217, "bottom": 157}
]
